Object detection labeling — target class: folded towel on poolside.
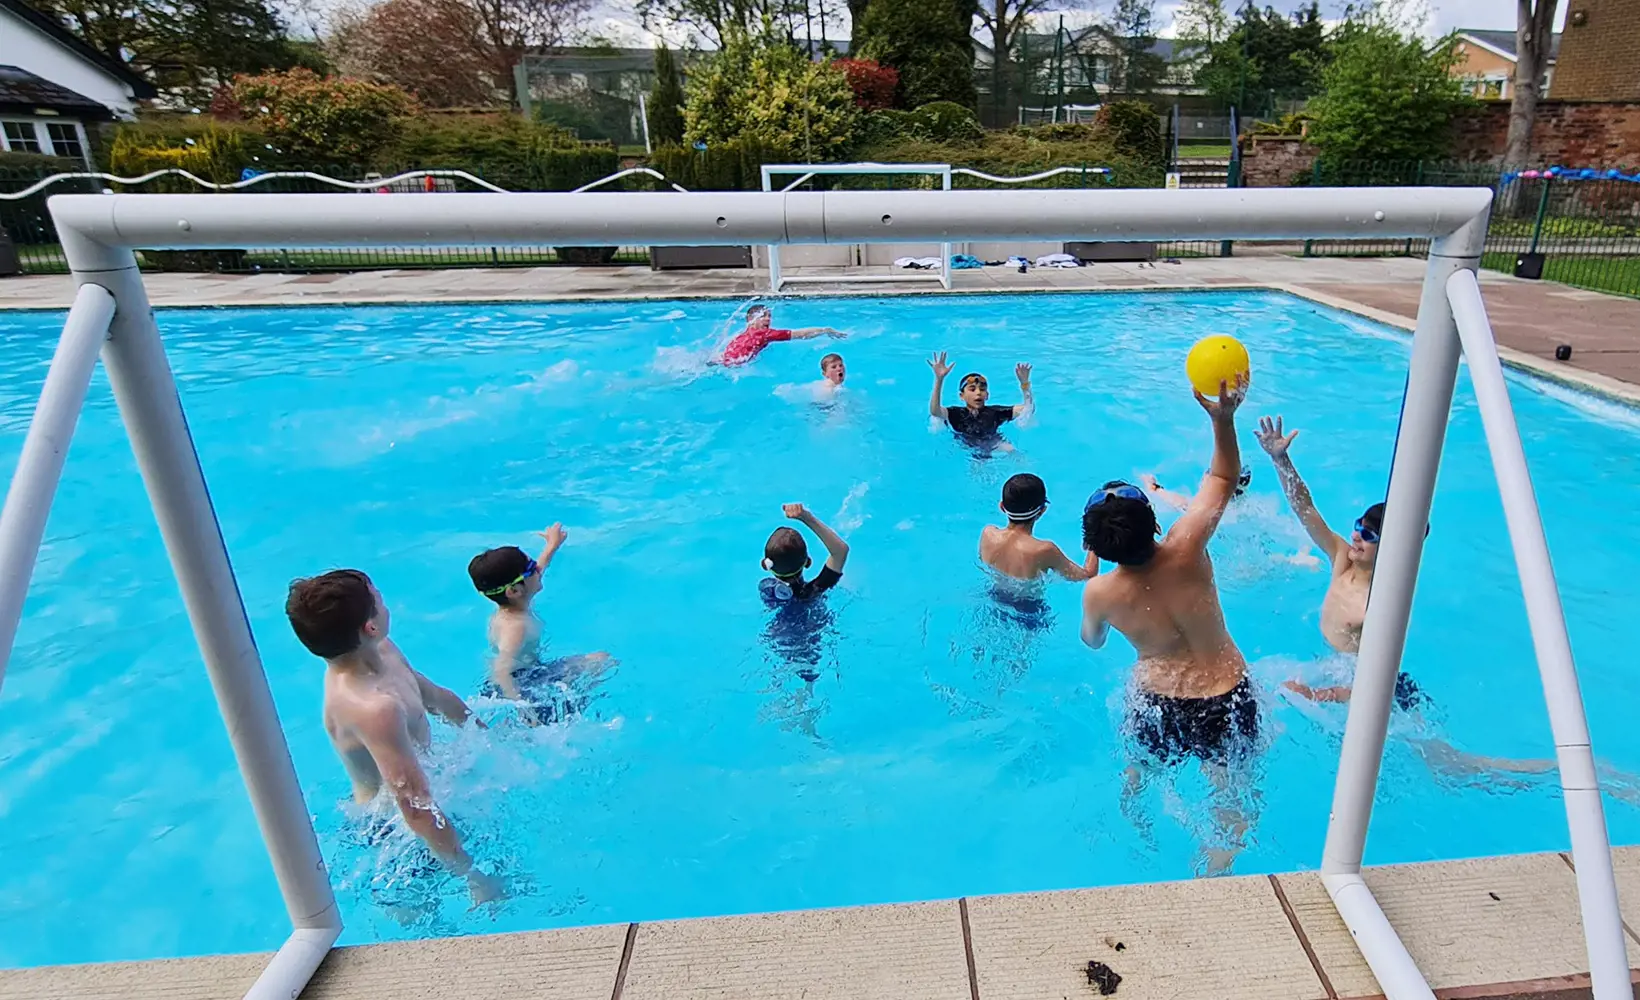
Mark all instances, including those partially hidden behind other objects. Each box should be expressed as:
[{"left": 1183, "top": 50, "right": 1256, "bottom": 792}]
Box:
[
  {"left": 950, "top": 253, "right": 984, "bottom": 269},
  {"left": 894, "top": 256, "right": 942, "bottom": 269},
  {"left": 1006, "top": 255, "right": 1030, "bottom": 268},
  {"left": 1035, "top": 252, "right": 1081, "bottom": 268}
]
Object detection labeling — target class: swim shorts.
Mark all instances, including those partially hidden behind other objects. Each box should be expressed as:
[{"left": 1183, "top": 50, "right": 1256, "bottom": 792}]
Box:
[{"left": 1130, "top": 677, "right": 1259, "bottom": 765}]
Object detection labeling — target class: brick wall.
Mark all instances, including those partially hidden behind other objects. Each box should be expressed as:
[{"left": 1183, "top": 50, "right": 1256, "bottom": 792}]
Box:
[
  {"left": 1552, "top": 0, "right": 1640, "bottom": 101},
  {"left": 1452, "top": 100, "right": 1640, "bottom": 164},
  {"left": 1239, "top": 136, "right": 1319, "bottom": 186}
]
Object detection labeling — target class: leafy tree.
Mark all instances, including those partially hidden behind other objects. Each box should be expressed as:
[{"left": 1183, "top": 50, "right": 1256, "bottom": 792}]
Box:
[
  {"left": 464, "top": 0, "right": 594, "bottom": 102},
  {"left": 328, "top": 0, "right": 496, "bottom": 106},
  {"left": 223, "top": 67, "right": 418, "bottom": 164},
  {"left": 683, "top": 26, "right": 859, "bottom": 159},
  {"left": 37, "top": 0, "right": 308, "bottom": 99},
  {"left": 1505, "top": 0, "right": 1558, "bottom": 166},
  {"left": 854, "top": 0, "right": 978, "bottom": 108},
  {"left": 648, "top": 47, "right": 688, "bottom": 145},
  {"left": 1106, "top": 0, "right": 1165, "bottom": 94},
  {"left": 1194, "top": 1, "right": 1327, "bottom": 112},
  {"left": 975, "top": 0, "right": 1071, "bottom": 124},
  {"left": 1095, "top": 98, "right": 1164, "bottom": 165},
  {"left": 1307, "top": 19, "right": 1472, "bottom": 164},
  {"left": 1173, "top": 0, "right": 1229, "bottom": 50},
  {"left": 635, "top": 0, "right": 778, "bottom": 45}
]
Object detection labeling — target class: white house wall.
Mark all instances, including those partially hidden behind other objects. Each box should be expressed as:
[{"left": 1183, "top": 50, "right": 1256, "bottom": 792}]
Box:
[{"left": 0, "top": 6, "right": 138, "bottom": 116}]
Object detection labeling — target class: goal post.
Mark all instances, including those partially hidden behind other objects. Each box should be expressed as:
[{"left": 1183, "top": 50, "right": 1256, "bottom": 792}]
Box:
[{"left": 761, "top": 162, "right": 953, "bottom": 292}]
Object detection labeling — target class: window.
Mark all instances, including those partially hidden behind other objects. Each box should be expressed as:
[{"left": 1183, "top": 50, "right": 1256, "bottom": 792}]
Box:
[
  {"left": 46, "top": 122, "right": 83, "bottom": 160},
  {"left": 2, "top": 120, "right": 42, "bottom": 153}
]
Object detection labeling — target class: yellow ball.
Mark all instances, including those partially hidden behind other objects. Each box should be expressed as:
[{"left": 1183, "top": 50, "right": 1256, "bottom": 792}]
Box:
[{"left": 1186, "top": 335, "right": 1251, "bottom": 397}]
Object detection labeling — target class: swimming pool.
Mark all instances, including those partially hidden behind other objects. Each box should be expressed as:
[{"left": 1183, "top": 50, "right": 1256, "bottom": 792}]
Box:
[{"left": 2, "top": 288, "right": 1638, "bottom": 967}]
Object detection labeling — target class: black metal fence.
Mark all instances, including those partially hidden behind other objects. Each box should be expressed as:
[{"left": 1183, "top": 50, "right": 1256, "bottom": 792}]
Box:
[{"left": 1297, "top": 161, "right": 1640, "bottom": 299}]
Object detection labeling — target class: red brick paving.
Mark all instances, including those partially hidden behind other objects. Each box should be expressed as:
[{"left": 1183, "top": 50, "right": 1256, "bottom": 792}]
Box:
[{"left": 1303, "top": 280, "right": 1640, "bottom": 386}]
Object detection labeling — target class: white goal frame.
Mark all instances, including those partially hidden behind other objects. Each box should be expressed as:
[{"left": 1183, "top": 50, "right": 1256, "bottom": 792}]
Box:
[
  {"left": 762, "top": 162, "right": 953, "bottom": 291},
  {"left": 0, "top": 185, "right": 1630, "bottom": 1000}
]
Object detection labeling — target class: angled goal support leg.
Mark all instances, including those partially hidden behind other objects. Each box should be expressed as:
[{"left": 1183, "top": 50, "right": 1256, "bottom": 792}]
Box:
[
  {"left": 1445, "top": 268, "right": 1630, "bottom": 999},
  {"left": 0, "top": 282, "right": 117, "bottom": 688},
  {"left": 56, "top": 232, "right": 340, "bottom": 999}
]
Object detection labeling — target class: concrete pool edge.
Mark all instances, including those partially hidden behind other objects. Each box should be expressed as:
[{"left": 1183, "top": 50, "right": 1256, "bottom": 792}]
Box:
[{"left": 8, "top": 847, "right": 1640, "bottom": 1000}]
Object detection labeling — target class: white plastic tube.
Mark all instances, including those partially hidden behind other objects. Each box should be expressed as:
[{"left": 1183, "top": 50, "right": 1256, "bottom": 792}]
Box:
[
  {"left": 1322, "top": 874, "right": 1435, "bottom": 1000},
  {"left": 64, "top": 250, "right": 340, "bottom": 950},
  {"left": 47, "top": 186, "right": 1496, "bottom": 251},
  {"left": 1446, "top": 268, "right": 1630, "bottom": 1000},
  {"left": 0, "top": 282, "right": 115, "bottom": 690},
  {"left": 242, "top": 924, "right": 342, "bottom": 1000}
]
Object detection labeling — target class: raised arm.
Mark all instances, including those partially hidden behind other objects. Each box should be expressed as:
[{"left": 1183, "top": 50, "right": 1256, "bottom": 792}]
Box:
[
  {"left": 1012, "top": 363, "right": 1034, "bottom": 418},
  {"left": 790, "top": 326, "right": 845, "bottom": 340},
  {"left": 928, "top": 351, "right": 953, "bottom": 420},
  {"left": 357, "top": 700, "right": 499, "bottom": 901},
  {"left": 535, "top": 523, "right": 567, "bottom": 571},
  {"left": 1256, "top": 416, "right": 1347, "bottom": 561},
  {"left": 1167, "top": 376, "right": 1245, "bottom": 552},
  {"left": 786, "top": 502, "right": 849, "bottom": 572},
  {"left": 1138, "top": 473, "right": 1192, "bottom": 512}
]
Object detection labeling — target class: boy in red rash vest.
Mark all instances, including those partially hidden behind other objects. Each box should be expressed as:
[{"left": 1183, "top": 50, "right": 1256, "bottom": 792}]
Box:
[{"left": 718, "top": 305, "right": 845, "bottom": 366}]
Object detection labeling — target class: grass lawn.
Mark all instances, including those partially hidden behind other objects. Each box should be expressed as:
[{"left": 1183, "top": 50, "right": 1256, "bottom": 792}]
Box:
[
  {"left": 1481, "top": 251, "right": 1640, "bottom": 299},
  {"left": 1177, "top": 144, "right": 1233, "bottom": 159}
]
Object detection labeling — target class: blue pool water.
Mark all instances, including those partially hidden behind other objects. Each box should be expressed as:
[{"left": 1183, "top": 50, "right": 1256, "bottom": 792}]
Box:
[{"left": 3, "top": 289, "right": 1640, "bottom": 967}]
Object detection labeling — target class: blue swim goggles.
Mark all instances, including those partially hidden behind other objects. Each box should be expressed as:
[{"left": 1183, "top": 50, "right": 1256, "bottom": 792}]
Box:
[
  {"left": 1085, "top": 481, "right": 1151, "bottom": 512},
  {"left": 1354, "top": 518, "right": 1380, "bottom": 544}
]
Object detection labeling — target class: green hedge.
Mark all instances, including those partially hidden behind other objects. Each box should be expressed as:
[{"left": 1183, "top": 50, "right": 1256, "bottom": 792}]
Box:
[{"left": 650, "top": 137, "right": 789, "bottom": 191}]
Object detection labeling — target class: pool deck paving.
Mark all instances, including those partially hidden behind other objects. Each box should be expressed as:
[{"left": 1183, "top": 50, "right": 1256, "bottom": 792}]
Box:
[
  {"left": 1, "top": 253, "right": 1637, "bottom": 398},
  {"left": 8, "top": 847, "right": 1640, "bottom": 999},
  {"left": 2, "top": 255, "right": 1639, "bottom": 997}
]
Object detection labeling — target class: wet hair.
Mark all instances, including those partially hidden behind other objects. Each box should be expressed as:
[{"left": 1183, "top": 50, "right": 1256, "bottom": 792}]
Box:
[
  {"left": 1356, "top": 502, "right": 1431, "bottom": 542},
  {"left": 764, "top": 526, "right": 809, "bottom": 577},
  {"left": 820, "top": 353, "right": 843, "bottom": 373},
  {"left": 747, "top": 304, "right": 772, "bottom": 320},
  {"left": 468, "top": 546, "right": 531, "bottom": 606},
  {"left": 286, "top": 569, "right": 376, "bottom": 658},
  {"left": 1001, "top": 473, "right": 1047, "bottom": 521},
  {"left": 1360, "top": 502, "right": 1385, "bottom": 538},
  {"left": 959, "top": 372, "right": 987, "bottom": 391},
  {"left": 1083, "top": 495, "right": 1159, "bottom": 566}
]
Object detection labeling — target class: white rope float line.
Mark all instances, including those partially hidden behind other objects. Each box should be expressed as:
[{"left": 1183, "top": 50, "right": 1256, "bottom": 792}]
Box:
[{"left": 0, "top": 164, "right": 1111, "bottom": 202}]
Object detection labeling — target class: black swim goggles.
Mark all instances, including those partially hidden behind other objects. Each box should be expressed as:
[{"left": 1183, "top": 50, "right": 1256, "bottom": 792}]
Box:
[{"left": 481, "top": 558, "right": 539, "bottom": 596}]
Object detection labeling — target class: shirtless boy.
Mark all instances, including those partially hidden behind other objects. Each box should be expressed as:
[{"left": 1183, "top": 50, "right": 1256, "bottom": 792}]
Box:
[
  {"left": 980, "top": 473, "right": 1097, "bottom": 581},
  {"left": 1080, "top": 377, "right": 1254, "bottom": 872},
  {"left": 927, "top": 352, "right": 1034, "bottom": 447},
  {"left": 719, "top": 305, "right": 844, "bottom": 367},
  {"left": 1253, "top": 416, "right": 1424, "bottom": 707},
  {"left": 468, "top": 523, "right": 609, "bottom": 723},
  {"left": 286, "top": 569, "right": 501, "bottom": 903}
]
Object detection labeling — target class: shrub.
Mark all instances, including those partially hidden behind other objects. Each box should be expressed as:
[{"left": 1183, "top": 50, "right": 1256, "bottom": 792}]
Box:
[
  {"left": 650, "top": 135, "right": 788, "bottom": 190},
  {"left": 913, "top": 101, "right": 983, "bottom": 144},
  {"left": 853, "top": 0, "right": 978, "bottom": 109},
  {"left": 1094, "top": 100, "right": 1165, "bottom": 168},
  {"left": 853, "top": 128, "right": 1158, "bottom": 188},
  {"left": 0, "top": 150, "right": 81, "bottom": 173},
  {"left": 108, "top": 123, "right": 259, "bottom": 188},
  {"left": 1248, "top": 111, "right": 1316, "bottom": 138},
  {"left": 834, "top": 58, "right": 899, "bottom": 111},
  {"left": 683, "top": 28, "right": 859, "bottom": 159},
  {"left": 225, "top": 68, "right": 418, "bottom": 166}
]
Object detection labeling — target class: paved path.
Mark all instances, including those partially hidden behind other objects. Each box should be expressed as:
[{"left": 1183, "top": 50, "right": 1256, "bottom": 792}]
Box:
[{"left": 1, "top": 255, "right": 1635, "bottom": 393}]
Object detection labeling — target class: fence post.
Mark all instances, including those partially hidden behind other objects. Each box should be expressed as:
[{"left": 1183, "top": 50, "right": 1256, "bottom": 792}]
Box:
[{"left": 1527, "top": 175, "right": 1553, "bottom": 256}]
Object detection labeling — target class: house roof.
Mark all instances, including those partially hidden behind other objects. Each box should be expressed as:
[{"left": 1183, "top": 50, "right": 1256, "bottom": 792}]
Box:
[
  {"left": 0, "top": 63, "right": 115, "bottom": 118},
  {"left": 1457, "top": 28, "right": 1561, "bottom": 63},
  {"left": 977, "top": 28, "right": 1188, "bottom": 64},
  {"left": 0, "top": 0, "right": 157, "bottom": 99}
]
